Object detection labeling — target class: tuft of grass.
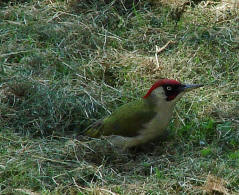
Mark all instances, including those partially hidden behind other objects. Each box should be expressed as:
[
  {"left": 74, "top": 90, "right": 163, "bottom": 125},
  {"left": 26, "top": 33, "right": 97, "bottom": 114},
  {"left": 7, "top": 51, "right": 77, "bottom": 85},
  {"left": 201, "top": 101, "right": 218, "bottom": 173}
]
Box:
[{"left": 0, "top": 77, "right": 111, "bottom": 136}]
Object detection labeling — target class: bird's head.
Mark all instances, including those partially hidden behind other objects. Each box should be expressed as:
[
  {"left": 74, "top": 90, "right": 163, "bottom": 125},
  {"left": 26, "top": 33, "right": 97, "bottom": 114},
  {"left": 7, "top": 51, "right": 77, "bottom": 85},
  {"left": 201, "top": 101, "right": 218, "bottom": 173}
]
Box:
[{"left": 143, "top": 79, "right": 203, "bottom": 106}]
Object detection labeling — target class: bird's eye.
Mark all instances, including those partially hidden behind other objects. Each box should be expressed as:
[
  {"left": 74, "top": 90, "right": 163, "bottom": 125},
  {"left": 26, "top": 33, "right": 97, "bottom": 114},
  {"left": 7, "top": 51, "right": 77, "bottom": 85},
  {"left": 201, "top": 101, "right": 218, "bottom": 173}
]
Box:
[{"left": 167, "top": 86, "right": 172, "bottom": 91}]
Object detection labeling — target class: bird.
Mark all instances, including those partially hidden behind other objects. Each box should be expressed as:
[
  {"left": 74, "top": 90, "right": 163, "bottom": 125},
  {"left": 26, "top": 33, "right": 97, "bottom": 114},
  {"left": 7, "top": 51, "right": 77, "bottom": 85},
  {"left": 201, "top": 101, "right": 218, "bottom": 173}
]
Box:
[{"left": 84, "top": 79, "right": 203, "bottom": 148}]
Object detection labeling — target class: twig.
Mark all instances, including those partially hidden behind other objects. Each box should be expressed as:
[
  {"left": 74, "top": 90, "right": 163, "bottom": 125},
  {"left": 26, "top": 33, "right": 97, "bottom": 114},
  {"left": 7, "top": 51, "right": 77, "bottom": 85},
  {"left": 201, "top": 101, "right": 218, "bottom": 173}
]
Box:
[
  {"left": 155, "top": 45, "right": 160, "bottom": 69},
  {"left": 32, "top": 155, "right": 70, "bottom": 165},
  {"left": 155, "top": 40, "right": 176, "bottom": 68},
  {"left": 14, "top": 189, "right": 40, "bottom": 195},
  {"left": 156, "top": 40, "right": 175, "bottom": 54},
  {"left": 175, "top": 108, "right": 186, "bottom": 126},
  {"left": 0, "top": 50, "right": 32, "bottom": 58},
  {"left": 100, "top": 188, "right": 118, "bottom": 195},
  {"left": 72, "top": 177, "right": 92, "bottom": 192}
]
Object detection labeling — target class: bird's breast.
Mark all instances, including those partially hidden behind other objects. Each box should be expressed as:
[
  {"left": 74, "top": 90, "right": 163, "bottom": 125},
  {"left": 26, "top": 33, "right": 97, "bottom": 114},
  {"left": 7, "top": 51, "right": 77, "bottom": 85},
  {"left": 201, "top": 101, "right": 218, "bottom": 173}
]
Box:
[{"left": 139, "top": 108, "right": 173, "bottom": 140}]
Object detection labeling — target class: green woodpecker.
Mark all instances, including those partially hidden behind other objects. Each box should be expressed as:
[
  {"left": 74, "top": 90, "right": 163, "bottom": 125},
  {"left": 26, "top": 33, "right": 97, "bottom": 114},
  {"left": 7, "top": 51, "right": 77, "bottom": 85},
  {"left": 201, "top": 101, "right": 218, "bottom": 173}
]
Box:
[{"left": 85, "top": 79, "right": 203, "bottom": 148}]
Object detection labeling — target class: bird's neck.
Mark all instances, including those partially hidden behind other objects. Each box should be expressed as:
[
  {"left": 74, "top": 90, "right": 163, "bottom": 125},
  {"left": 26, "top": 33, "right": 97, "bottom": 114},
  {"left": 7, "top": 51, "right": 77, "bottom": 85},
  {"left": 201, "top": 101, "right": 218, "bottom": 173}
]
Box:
[
  {"left": 143, "top": 95, "right": 176, "bottom": 131},
  {"left": 144, "top": 95, "right": 176, "bottom": 116}
]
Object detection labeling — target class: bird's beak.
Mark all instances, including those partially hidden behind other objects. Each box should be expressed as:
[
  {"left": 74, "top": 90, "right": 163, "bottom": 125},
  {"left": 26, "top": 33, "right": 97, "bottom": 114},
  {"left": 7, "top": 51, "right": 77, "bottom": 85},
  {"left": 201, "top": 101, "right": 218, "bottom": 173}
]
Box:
[{"left": 181, "top": 84, "right": 203, "bottom": 92}]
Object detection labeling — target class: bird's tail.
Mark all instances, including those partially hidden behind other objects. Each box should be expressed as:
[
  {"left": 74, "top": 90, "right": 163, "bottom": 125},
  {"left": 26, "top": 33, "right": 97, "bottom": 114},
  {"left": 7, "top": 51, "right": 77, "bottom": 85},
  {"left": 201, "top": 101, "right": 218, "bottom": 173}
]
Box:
[{"left": 83, "top": 120, "right": 103, "bottom": 138}]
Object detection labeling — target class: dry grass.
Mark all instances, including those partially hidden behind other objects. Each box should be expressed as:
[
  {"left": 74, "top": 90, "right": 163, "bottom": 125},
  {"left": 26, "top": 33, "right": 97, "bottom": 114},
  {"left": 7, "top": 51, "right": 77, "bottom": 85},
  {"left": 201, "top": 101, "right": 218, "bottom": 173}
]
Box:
[{"left": 0, "top": 0, "right": 238, "bottom": 194}]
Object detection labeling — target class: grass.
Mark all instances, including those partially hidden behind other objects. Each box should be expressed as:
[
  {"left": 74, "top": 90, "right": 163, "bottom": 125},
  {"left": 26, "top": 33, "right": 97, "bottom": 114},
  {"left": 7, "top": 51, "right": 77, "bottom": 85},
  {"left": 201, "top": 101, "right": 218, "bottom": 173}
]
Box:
[{"left": 0, "top": 0, "right": 238, "bottom": 194}]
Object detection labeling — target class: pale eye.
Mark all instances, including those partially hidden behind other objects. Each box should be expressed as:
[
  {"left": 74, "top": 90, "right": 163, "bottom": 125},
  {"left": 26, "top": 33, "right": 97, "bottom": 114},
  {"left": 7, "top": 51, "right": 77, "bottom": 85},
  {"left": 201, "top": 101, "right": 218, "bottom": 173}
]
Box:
[{"left": 167, "top": 86, "right": 172, "bottom": 91}]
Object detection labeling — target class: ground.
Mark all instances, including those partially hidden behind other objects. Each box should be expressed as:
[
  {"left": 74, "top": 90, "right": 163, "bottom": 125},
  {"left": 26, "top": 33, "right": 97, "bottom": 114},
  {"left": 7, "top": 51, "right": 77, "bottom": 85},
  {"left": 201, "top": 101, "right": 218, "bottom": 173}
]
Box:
[{"left": 0, "top": 0, "right": 238, "bottom": 194}]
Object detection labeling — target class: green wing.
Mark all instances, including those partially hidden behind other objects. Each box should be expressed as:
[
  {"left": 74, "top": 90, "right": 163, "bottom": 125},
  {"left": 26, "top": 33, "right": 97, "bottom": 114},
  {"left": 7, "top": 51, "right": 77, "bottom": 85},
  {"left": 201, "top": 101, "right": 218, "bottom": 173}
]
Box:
[{"left": 85, "top": 99, "right": 156, "bottom": 137}]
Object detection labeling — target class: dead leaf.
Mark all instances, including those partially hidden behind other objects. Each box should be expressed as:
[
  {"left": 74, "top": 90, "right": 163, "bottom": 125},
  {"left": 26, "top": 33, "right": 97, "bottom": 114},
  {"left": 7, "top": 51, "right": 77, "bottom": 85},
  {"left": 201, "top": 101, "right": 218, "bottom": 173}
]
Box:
[{"left": 203, "top": 175, "right": 229, "bottom": 195}]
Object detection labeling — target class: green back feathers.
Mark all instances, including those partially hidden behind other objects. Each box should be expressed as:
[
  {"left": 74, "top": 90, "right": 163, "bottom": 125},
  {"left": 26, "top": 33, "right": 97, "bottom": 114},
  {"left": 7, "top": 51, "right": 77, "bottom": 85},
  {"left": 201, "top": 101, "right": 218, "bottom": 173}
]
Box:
[{"left": 85, "top": 98, "right": 156, "bottom": 137}]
